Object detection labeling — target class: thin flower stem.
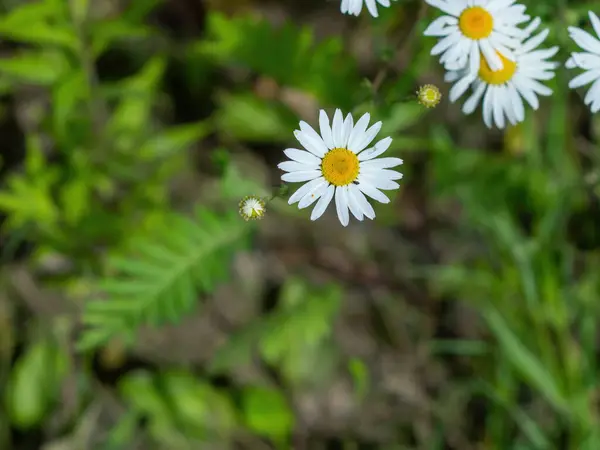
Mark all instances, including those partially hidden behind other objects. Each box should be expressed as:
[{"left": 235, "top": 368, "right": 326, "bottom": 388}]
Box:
[
  {"left": 68, "top": 0, "right": 108, "bottom": 148},
  {"left": 370, "top": 2, "right": 428, "bottom": 95}
]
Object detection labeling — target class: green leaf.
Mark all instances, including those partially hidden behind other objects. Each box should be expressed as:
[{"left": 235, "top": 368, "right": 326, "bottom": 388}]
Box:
[
  {"left": 52, "top": 70, "right": 87, "bottom": 141},
  {"left": 160, "top": 371, "right": 237, "bottom": 435},
  {"left": 60, "top": 178, "right": 91, "bottom": 225},
  {"left": 199, "top": 12, "right": 361, "bottom": 108},
  {"left": 215, "top": 92, "right": 297, "bottom": 142},
  {"left": 0, "top": 51, "right": 69, "bottom": 85},
  {"left": 259, "top": 280, "right": 341, "bottom": 384},
  {"left": 78, "top": 207, "right": 251, "bottom": 351},
  {"left": 0, "top": 23, "right": 77, "bottom": 50},
  {"left": 90, "top": 19, "right": 154, "bottom": 56},
  {"left": 241, "top": 386, "right": 294, "bottom": 440},
  {"left": 0, "top": 1, "right": 76, "bottom": 49},
  {"left": 139, "top": 121, "right": 211, "bottom": 158},
  {"left": 220, "top": 163, "right": 270, "bottom": 200},
  {"left": 208, "top": 320, "right": 265, "bottom": 374},
  {"left": 483, "top": 307, "right": 567, "bottom": 411},
  {"left": 260, "top": 280, "right": 341, "bottom": 364},
  {"left": 5, "top": 340, "right": 69, "bottom": 429},
  {"left": 107, "top": 56, "right": 165, "bottom": 149},
  {"left": 348, "top": 358, "right": 369, "bottom": 401},
  {"left": 119, "top": 371, "right": 169, "bottom": 417},
  {"left": 379, "top": 102, "right": 425, "bottom": 135}
]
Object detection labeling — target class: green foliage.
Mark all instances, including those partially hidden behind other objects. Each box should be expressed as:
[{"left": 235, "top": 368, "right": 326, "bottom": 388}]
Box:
[
  {"left": 2, "top": 0, "right": 600, "bottom": 448},
  {"left": 116, "top": 370, "right": 237, "bottom": 446},
  {"left": 241, "top": 386, "right": 294, "bottom": 442},
  {"left": 5, "top": 337, "right": 69, "bottom": 429},
  {"left": 215, "top": 92, "right": 298, "bottom": 142},
  {"left": 78, "top": 207, "right": 252, "bottom": 351},
  {"left": 197, "top": 12, "right": 363, "bottom": 109},
  {"left": 210, "top": 278, "right": 342, "bottom": 385}
]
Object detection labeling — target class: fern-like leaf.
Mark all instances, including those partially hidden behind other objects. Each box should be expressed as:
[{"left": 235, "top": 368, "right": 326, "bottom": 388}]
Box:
[{"left": 78, "top": 207, "right": 251, "bottom": 351}]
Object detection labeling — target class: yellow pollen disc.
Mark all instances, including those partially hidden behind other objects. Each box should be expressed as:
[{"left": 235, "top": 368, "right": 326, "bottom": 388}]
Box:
[
  {"left": 417, "top": 84, "right": 442, "bottom": 108},
  {"left": 459, "top": 7, "right": 493, "bottom": 40},
  {"left": 479, "top": 52, "right": 516, "bottom": 85},
  {"left": 321, "top": 148, "right": 359, "bottom": 186}
]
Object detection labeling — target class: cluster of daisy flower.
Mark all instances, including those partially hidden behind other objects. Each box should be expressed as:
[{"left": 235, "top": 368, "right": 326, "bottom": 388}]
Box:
[
  {"left": 240, "top": 1, "right": 600, "bottom": 226},
  {"left": 342, "top": 0, "right": 600, "bottom": 128}
]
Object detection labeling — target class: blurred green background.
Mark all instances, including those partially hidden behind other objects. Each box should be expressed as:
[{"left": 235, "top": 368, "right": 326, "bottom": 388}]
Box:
[{"left": 1, "top": 0, "right": 600, "bottom": 448}]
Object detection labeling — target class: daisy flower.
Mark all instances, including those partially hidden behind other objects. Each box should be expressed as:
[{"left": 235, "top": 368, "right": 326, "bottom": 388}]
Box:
[
  {"left": 445, "top": 18, "right": 558, "bottom": 129},
  {"left": 566, "top": 11, "right": 600, "bottom": 113},
  {"left": 341, "top": 0, "right": 394, "bottom": 18},
  {"left": 278, "top": 110, "right": 403, "bottom": 226},
  {"left": 417, "top": 84, "right": 443, "bottom": 108},
  {"left": 424, "top": 0, "right": 531, "bottom": 74},
  {"left": 239, "top": 196, "right": 266, "bottom": 221}
]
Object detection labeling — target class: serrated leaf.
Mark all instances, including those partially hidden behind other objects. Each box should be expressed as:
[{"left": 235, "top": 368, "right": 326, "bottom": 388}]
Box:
[{"left": 78, "top": 208, "right": 251, "bottom": 350}]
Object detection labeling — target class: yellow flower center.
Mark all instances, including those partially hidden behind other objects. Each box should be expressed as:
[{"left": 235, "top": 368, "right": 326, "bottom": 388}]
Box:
[
  {"left": 479, "top": 52, "right": 516, "bottom": 84},
  {"left": 321, "top": 148, "right": 359, "bottom": 186},
  {"left": 459, "top": 7, "right": 494, "bottom": 40},
  {"left": 417, "top": 84, "right": 442, "bottom": 108}
]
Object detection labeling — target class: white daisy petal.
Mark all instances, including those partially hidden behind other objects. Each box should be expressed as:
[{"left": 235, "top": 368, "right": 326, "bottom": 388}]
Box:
[
  {"left": 298, "top": 183, "right": 328, "bottom": 209},
  {"left": 424, "top": 16, "right": 458, "bottom": 36},
  {"left": 294, "top": 130, "right": 326, "bottom": 158},
  {"left": 353, "top": 121, "right": 382, "bottom": 152},
  {"left": 569, "top": 68, "right": 600, "bottom": 89},
  {"left": 335, "top": 186, "right": 350, "bottom": 226},
  {"left": 346, "top": 186, "right": 364, "bottom": 220},
  {"left": 567, "top": 13, "right": 600, "bottom": 113},
  {"left": 358, "top": 182, "right": 390, "bottom": 204},
  {"left": 284, "top": 148, "right": 322, "bottom": 165},
  {"left": 348, "top": 184, "right": 376, "bottom": 219},
  {"left": 278, "top": 161, "right": 319, "bottom": 172},
  {"left": 360, "top": 157, "right": 403, "bottom": 169},
  {"left": 590, "top": 11, "right": 600, "bottom": 38},
  {"left": 319, "top": 110, "right": 335, "bottom": 149},
  {"left": 332, "top": 109, "right": 345, "bottom": 148},
  {"left": 347, "top": 113, "right": 370, "bottom": 149},
  {"left": 365, "top": 0, "right": 378, "bottom": 17},
  {"left": 340, "top": 0, "right": 395, "bottom": 17},
  {"left": 341, "top": 113, "right": 354, "bottom": 148},
  {"left": 361, "top": 168, "right": 403, "bottom": 180},
  {"left": 281, "top": 170, "right": 321, "bottom": 183},
  {"left": 310, "top": 184, "right": 335, "bottom": 221},
  {"left": 425, "top": 0, "right": 465, "bottom": 17},
  {"left": 288, "top": 177, "right": 327, "bottom": 204},
  {"left": 358, "top": 174, "right": 400, "bottom": 190},
  {"left": 298, "top": 121, "right": 329, "bottom": 156},
  {"left": 357, "top": 137, "right": 392, "bottom": 160}
]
